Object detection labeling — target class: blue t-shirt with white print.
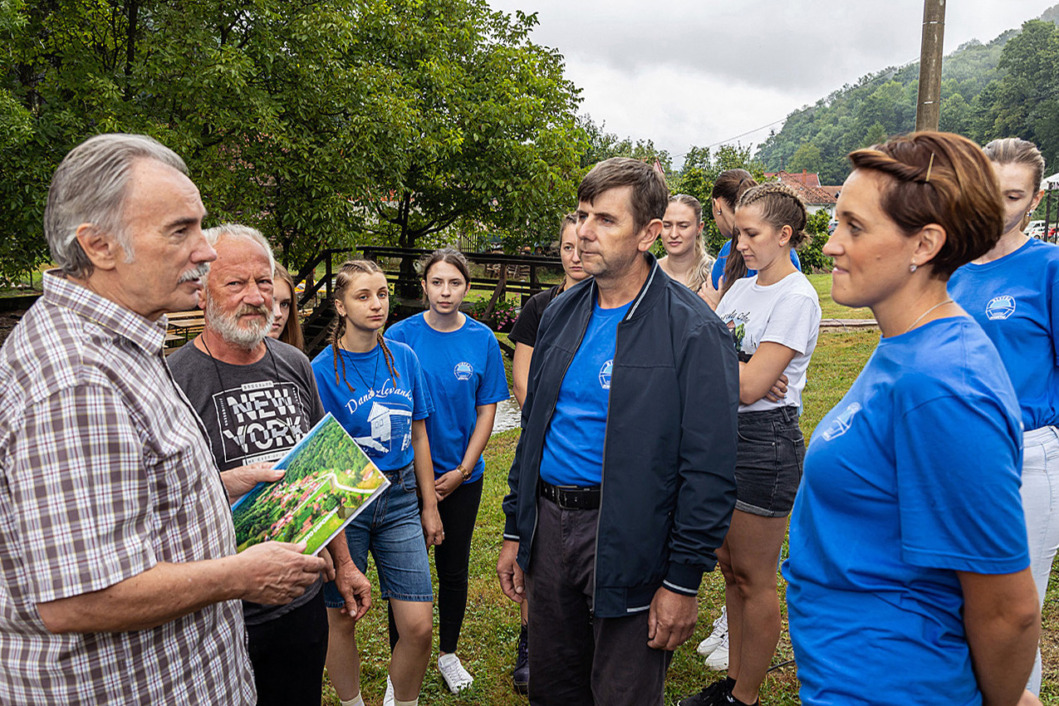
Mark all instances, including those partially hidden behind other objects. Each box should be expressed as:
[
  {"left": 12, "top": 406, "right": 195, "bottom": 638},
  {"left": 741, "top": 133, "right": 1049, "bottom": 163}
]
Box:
[
  {"left": 312, "top": 341, "right": 433, "bottom": 472},
  {"left": 949, "top": 237, "right": 1059, "bottom": 430},
  {"left": 385, "top": 313, "right": 509, "bottom": 483},
  {"left": 783, "top": 316, "right": 1027, "bottom": 704},
  {"left": 538, "top": 298, "right": 632, "bottom": 487}
]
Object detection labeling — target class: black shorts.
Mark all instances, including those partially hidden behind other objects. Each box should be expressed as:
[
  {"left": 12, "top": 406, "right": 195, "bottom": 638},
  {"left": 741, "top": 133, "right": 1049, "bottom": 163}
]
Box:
[{"left": 734, "top": 407, "right": 805, "bottom": 518}]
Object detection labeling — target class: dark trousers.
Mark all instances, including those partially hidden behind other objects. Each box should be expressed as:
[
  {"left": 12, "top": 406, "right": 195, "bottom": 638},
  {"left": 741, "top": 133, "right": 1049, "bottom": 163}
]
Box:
[
  {"left": 388, "top": 478, "right": 483, "bottom": 653},
  {"left": 525, "top": 497, "right": 671, "bottom": 706},
  {"left": 246, "top": 588, "right": 328, "bottom": 706}
]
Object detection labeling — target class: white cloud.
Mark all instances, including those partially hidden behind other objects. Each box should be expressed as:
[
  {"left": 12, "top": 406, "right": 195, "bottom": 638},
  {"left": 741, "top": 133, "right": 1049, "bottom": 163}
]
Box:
[{"left": 489, "top": 0, "right": 1055, "bottom": 166}]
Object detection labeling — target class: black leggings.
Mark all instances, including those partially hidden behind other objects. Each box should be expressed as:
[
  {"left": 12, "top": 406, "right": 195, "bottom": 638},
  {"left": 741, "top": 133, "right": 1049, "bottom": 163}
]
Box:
[{"left": 389, "top": 477, "right": 483, "bottom": 653}]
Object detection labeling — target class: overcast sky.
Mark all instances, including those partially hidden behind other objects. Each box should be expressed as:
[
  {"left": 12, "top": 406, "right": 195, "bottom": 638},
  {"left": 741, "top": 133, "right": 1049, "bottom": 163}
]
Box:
[{"left": 486, "top": 0, "right": 1055, "bottom": 168}]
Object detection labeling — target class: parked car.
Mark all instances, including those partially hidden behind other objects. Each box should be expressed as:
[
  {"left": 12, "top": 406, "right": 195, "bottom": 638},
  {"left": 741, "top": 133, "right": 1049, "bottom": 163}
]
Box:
[{"left": 1027, "top": 220, "right": 1046, "bottom": 238}]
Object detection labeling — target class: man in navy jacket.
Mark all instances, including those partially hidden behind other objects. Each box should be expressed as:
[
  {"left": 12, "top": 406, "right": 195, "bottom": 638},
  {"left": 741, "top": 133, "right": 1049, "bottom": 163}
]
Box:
[{"left": 497, "top": 157, "right": 739, "bottom": 706}]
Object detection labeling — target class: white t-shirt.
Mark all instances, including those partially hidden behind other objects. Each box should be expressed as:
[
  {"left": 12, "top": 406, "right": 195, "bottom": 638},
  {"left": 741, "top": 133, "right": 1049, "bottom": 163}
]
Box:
[{"left": 716, "top": 271, "right": 821, "bottom": 413}]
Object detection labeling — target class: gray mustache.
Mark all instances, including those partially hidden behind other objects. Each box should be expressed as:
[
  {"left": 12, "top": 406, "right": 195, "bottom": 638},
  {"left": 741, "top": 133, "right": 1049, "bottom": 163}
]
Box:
[{"left": 178, "top": 263, "right": 210, "bottom": 284}]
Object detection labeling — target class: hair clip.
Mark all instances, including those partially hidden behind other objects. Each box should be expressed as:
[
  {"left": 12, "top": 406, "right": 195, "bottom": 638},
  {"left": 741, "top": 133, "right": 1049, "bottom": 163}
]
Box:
[{"left": 924, "top": 153, "right": 935, "bottom": 183}]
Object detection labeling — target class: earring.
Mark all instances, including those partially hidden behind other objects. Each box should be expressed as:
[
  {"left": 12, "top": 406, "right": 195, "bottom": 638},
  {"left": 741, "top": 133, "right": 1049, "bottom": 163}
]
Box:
[{"left": 909, "top": 263, "right": 918, "bottom": 273}]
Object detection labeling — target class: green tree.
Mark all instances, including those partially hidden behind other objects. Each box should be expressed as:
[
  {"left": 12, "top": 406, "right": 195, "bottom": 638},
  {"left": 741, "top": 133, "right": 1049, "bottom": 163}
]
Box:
[
  {"left": 787, "top": 143, "right": 823, "bottom": 175},
  {"left": 352, "top": 1, "right": 584, "bottom": 288},
  {"left": 0, "top": 0, "right": 406, "bottom": 281}
]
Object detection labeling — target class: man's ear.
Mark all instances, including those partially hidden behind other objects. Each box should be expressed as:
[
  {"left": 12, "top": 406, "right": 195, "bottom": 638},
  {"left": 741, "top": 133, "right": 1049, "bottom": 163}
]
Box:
[
  {"left": 638, "top": 218, "right": 664, "bottom": 253},
  {"left": 74, "top": 223, "right": 121, "bottom": 271}
]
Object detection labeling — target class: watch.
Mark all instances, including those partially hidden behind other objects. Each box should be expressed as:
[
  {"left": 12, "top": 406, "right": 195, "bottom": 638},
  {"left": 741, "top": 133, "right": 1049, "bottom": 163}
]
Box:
[{"left": 456, "top": 464, "right": 470, "bottom": 480}]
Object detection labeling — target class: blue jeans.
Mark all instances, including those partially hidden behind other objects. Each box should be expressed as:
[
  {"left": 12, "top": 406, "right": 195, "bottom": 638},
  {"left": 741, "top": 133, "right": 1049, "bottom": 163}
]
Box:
[{"left": 323, "top": 463, "right": 433, "bottom": 605}]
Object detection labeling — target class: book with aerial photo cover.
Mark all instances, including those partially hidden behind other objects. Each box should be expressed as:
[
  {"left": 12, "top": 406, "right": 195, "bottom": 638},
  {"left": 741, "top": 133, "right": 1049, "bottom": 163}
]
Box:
[{"left": 230, "top": 413, "right": 390, "bottom": 555}]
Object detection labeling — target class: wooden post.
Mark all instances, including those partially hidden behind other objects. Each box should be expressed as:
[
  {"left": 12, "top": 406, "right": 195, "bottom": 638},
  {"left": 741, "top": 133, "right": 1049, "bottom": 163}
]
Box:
[{"left": 915, "top": 0, "right": 946, "bottom": 132}]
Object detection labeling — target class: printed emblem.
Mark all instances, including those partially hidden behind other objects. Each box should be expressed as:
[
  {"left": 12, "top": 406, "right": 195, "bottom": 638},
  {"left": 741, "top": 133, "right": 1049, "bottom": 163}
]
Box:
[
  {"left": 599, "top": 360, "right": 613, "bottom": 390},
  {"left": 454, "top": 361, "right": 474, "bottom": 381},
  {"left": 985, "top": 295, "right": 1015, "bottom": 321},
  {"left": 820, "top": 402, "right": 862, "bottom": 441}
]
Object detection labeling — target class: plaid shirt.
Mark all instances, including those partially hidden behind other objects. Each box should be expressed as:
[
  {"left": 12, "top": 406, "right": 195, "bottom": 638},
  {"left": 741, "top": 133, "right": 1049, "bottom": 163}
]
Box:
[{"left": 0, "top": 272, "right": 255, "bottom": 704}]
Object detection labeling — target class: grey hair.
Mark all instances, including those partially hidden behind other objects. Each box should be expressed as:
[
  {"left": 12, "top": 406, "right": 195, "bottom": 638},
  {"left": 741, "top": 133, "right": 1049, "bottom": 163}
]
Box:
[
  {"left": 44, "top": 133, "right": 188, "bottom": 279},
  {"left": 203, "top": 223, "right": 276, "bottom": 276}
]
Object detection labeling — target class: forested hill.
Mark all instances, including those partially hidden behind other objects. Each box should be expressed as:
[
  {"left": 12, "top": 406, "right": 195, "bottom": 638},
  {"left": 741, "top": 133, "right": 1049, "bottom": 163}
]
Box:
[{"left": 755, "top": 5, "right": 1059, "bottom": 184}]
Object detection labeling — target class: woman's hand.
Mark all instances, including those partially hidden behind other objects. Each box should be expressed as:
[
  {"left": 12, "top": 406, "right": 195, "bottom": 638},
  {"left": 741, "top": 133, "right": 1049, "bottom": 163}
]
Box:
[
  {"left": 422, "top": 505, "right": 444, "bottom": 546},
  {"left": 434, "top": 470, "right": 464, "bottom": 501}
]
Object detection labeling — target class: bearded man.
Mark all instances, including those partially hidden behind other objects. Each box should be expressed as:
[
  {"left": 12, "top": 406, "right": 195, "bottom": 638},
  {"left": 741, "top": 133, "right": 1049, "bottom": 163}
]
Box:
[{"left": 168, "top": 224, "right": 371, "bottom": 706}]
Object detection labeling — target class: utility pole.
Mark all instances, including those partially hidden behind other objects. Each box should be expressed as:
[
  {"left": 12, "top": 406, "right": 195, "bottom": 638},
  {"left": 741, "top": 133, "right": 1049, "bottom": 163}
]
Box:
[{"left": 915, "top": 0, "right": 946, "bottom": 131}]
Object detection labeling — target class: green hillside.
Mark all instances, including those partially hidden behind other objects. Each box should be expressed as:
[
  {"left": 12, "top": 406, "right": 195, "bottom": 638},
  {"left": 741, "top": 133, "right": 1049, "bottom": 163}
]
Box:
[{"left": 756, "top": 5, "right": 1059, "bottom": 184}]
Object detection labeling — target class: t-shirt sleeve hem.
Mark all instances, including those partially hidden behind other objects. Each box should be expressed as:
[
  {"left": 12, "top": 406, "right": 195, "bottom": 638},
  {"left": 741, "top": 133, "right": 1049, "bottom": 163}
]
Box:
[{"left": 902, "top": 548, "right": 1029, "bottom": 575}]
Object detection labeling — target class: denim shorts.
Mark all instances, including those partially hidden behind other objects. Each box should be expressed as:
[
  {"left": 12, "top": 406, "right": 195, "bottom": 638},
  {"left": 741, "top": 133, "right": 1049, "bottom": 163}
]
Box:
[
  {"left": 734, "top": 407, "right": 805, "bottom": 518},
  {"left": 323, "top": 462, "right": 433, "bottom": 606}
]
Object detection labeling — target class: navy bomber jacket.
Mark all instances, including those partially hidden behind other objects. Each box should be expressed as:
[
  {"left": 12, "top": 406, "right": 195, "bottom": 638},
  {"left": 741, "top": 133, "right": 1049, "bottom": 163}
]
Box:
[{"left": 502, "top": 254, "right": 739, "bottom": 618}]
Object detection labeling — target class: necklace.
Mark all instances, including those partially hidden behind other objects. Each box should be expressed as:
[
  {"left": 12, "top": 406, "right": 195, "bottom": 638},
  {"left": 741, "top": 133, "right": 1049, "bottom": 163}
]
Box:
[
  {"left": 199, "top": 334, "right": 280, "bottom": 393},
  {"left": 340, "top": 342, "right": 381, "bottom": 391},
  {"left": 903, "top": 298, "right": 954, "bottom": 335}
]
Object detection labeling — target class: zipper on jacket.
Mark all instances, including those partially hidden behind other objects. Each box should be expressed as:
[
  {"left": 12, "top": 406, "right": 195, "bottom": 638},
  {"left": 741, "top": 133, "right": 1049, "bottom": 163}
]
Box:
[
  {"left": 528, "top": 293, "right": 593, "bottom": 561},
  {"left": 590, "top": 262, "right": 656, "bottom": 615}
]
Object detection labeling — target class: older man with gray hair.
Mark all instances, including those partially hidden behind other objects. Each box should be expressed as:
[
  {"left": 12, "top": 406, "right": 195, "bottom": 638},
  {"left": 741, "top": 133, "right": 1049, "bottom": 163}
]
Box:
[
  {"left": 0, "top": 134, "right": 327, "bottom": 703},
  {"left": 169, "top": 223, "right": 372, "bottom": 706}
]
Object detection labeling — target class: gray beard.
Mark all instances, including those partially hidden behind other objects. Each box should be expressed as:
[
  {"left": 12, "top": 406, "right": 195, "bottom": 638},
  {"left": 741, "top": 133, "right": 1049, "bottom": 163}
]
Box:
[{"left": 205, "top": 296, "right": 273, "bottom": 350}]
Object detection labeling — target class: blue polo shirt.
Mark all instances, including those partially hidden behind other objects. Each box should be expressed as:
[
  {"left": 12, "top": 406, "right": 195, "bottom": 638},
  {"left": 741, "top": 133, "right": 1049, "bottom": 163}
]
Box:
[{"left": 538, "top": 298, "right": 632, "bottom": 487}]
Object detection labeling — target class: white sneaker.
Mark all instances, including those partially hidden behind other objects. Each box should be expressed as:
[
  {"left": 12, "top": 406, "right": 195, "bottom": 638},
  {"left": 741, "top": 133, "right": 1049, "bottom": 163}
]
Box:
[
  {"left": 383, "top": 676, "right": 394, "bottom": 706},
  {"left": 438, "top": 653, "right": 474, "bottom": 693},
  {"left": 704, "top": 631, "right": 729, "bottom": 671},
  {"left": 697, "top": 606, "right": 728, "bottom": 657}
]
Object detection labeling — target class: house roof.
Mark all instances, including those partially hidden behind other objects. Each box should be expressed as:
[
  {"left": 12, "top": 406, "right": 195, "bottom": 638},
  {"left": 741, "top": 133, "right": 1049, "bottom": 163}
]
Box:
[{"left": 765, "top": 171, "right": 839, "bottom": 207}]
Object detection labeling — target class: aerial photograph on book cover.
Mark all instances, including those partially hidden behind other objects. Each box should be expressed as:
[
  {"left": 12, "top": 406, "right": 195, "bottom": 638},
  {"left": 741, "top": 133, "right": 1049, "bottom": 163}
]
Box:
[{"left": 231, "top": 413, "right": 390, "bottom": 555}]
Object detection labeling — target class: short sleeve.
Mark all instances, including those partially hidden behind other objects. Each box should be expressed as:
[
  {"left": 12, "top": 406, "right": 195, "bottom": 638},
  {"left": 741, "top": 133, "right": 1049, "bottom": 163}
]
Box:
[
  {"left": 710, "top": 243, "right": 728, "bottom": 289},
  {"left": 760, "top": 293, "right": 820, "bottom": 355},
  {"left": 477, "top": 333, "right": 511, "bottom": 406},
  {"left": 1048, "top": 256, "right": 1059, "bottom": 361},
  {"left": 10, "top": 385, "right": 158, "bottom": 603},
  {"left": 408, "top": 349, "right": 434, "bottom": 420},
  {"left": 895, "top": 394, "right": 1028, "bottom": 574},
  {"left": 508, "top": 294, "right": 545, "bottom": 347}
]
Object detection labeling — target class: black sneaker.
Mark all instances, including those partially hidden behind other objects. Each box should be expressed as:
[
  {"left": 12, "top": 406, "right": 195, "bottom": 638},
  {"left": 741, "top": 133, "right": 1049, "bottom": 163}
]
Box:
[
  {"left": 512, "top": 625, "right": 529, "bottom": 694},
  {"left": 677, "top": 678, "right": 729, "bottom": 706}
]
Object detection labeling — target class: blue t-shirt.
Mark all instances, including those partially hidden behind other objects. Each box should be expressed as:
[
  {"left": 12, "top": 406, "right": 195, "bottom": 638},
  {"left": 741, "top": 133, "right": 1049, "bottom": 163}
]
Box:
[
  {"left": 311, "top": 341, "right": 433, "bottom": 472},
  {"left": 538, "top": 299, "right": 632, "bottom": 487},
  {"left": 948, "top": 238, "right": 1059, "bottom": 430},
  {"left": 710, "top": 240, "right": 801, "bottom": 289},
  {"left": 385, "top": 313, "right": 510, "bottom": 483},
  {"left": 783, "top": 317, "right": 1027, "bottom": 705}
]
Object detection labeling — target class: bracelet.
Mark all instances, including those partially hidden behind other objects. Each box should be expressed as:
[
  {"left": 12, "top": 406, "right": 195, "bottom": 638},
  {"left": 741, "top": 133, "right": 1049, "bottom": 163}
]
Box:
[{"left": 456, "top": 464, "right": 470, "bottom": 480}]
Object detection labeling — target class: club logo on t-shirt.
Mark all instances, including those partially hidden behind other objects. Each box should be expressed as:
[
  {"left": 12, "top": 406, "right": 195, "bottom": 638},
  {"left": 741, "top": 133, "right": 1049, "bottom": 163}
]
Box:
[
  {"left": 820, "top": 402, "right": 862, "bottom": 441},
  {"left": 598, "top": 360, "right": 613, "bottom": 390},
  {"left": 454, "top": 361, "right": 474, "bottom": 381},
  {"left": 985, "top": 295, "right": 1016, "bottom": 321}
]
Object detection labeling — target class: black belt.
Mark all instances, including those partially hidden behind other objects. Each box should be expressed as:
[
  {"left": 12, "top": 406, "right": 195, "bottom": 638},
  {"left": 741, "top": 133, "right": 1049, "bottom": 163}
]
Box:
[{"left": 540, "top": 480, "right": 601, "bottom": 510}]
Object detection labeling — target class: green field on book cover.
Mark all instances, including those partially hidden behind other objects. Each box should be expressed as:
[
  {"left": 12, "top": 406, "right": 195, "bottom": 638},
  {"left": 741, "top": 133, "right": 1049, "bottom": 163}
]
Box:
[{"left": 231, "top": 413, "right": 389, "bottom": 555}]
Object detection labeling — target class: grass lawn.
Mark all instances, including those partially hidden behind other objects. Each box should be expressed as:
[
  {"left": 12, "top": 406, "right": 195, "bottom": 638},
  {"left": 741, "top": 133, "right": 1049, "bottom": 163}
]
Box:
[{"left": 324, "top": 286, "right": 1055, "bottom": 705}]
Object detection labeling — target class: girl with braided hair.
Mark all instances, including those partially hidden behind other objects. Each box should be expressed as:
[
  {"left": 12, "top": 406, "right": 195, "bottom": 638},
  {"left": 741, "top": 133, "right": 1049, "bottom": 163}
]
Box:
[
  {"left": 682, "top": 182, "right": 821, "bottom": 706},
  {"left": 706, "top": 170, "right": 803, "bottom": 308},
  {"left": 311, "top": 260, "right": 442, "bottom": 706},
  {"left": 784, "top": 132, "right": 1040, "bottom": 705}
]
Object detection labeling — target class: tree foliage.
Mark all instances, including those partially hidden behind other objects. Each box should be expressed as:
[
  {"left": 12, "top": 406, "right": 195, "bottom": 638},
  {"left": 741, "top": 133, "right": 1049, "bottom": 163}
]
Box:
[
  {"left": 753, "top": 10, "right": 1059, "bottom": 184},
  {"left": 0, "top": 0, "right": 584, "bottom": 284},
  {"left": 668, "top": 144, "right": 765, "bottom": 256}
]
